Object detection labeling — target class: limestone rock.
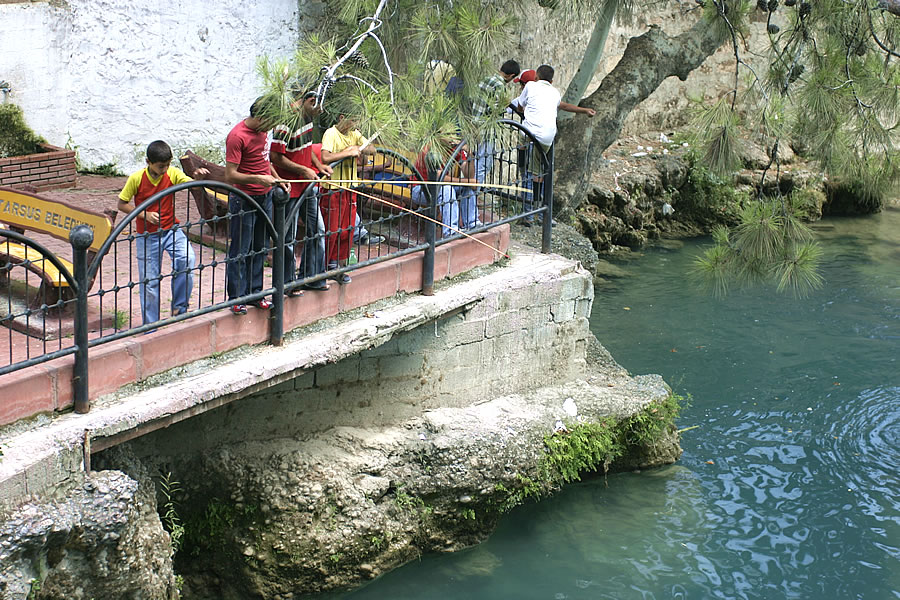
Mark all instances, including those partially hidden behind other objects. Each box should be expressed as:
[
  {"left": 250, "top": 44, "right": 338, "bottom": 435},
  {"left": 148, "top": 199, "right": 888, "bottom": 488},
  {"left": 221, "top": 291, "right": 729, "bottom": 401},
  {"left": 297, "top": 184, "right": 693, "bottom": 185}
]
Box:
[{"left": 0, "top": 471, "right": 176, "bottom": 600}]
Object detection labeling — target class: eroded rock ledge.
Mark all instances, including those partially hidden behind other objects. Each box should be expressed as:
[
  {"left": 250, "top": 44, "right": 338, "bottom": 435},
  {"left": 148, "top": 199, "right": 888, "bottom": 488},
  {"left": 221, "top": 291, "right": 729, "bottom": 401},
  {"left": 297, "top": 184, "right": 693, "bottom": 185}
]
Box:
[{"left": 106, "top": 345, "right": 679, "bottom": 599}]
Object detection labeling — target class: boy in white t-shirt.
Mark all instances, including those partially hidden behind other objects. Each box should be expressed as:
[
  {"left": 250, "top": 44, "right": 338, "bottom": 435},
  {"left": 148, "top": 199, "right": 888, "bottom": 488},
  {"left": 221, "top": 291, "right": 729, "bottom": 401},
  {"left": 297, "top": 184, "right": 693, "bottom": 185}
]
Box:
[{"left": 510, "top": 64, "right": 596, "bottom": 224}]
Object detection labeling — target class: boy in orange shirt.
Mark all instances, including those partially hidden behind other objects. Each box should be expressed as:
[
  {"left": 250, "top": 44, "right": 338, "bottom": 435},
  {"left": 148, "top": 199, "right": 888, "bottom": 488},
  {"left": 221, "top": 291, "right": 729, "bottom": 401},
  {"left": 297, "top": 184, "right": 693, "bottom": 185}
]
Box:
[{"left": 118, "top": 140, "right": 206, "bottom": 325}]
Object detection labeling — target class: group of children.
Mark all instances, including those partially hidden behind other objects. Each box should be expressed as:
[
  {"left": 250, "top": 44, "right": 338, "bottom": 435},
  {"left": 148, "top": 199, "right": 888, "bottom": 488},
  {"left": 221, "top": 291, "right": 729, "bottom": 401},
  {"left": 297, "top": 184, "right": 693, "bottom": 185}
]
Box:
[{"left": 117, "top": 60, "right": 596, "bottom": 325}]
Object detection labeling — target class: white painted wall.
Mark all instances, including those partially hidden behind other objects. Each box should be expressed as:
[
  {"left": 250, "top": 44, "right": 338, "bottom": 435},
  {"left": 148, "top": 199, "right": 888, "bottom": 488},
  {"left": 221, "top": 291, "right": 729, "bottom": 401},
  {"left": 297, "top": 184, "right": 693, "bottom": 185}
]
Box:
[{"left": 1, "top": 0, "right": 306, "bottom": 172}]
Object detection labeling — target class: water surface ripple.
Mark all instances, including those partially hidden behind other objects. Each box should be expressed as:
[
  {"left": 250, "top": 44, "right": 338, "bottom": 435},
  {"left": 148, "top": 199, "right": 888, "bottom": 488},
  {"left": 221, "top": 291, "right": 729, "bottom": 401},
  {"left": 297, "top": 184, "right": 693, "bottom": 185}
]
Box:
[{"left": 331, "top": 210, "right": 900, "bottom": 600}]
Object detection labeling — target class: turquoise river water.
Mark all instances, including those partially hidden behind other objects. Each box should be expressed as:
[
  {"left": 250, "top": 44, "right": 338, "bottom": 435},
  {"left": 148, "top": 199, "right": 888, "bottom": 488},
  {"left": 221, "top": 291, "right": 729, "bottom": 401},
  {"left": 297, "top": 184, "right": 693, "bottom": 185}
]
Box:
[{"left": 333, "top": 208, "right": 900, "bottom": 600}]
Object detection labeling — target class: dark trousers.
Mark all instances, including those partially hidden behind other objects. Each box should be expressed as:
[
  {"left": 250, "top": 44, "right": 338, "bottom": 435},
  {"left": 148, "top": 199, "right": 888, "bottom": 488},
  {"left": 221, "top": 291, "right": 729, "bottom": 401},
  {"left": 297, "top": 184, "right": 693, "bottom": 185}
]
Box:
[
  {"left": 284, "top": 186, "right": 326, "bottom": 283},
  {"left": 226, "top": 190, "right": 273, "bottom": 300}
]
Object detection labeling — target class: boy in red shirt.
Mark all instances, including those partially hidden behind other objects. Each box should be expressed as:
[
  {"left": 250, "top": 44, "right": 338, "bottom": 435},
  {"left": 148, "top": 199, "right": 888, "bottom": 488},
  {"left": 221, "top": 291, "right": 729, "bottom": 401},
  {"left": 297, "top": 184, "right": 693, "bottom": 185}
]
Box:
[
  {"left": 224, "top": 95, "right": 290, "bottom": 314},
  {"left": 270, "top": 90, "right": 332, "bottom": 292},
  {"left": 118, "top": 140, "right": 205, "bottom": 325}
]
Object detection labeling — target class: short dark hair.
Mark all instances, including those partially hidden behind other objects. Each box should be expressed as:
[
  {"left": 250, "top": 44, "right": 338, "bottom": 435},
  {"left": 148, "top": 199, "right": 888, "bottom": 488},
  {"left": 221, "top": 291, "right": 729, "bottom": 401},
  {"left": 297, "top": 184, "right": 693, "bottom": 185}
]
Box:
[
  {"left": 249, "top": 94, "right": 279, "bottom": 118},
  {"left": 146, "top": 140, "right": 172, "bottom": 164},
  {"left": 536, "top": 64, "right": 554, "bottom": 82},
  {"left": 500, "top": 60, "right": 521, "bottom": 77}
]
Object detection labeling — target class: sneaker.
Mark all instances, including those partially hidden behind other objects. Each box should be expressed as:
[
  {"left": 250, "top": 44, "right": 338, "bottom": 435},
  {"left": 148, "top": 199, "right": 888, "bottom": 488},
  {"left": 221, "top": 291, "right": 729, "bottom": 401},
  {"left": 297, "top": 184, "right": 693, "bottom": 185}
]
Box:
[
  {"left": 252, "top": 299, "right": 273, "bottom": 310},
  {"left": 230, "top": 304, "right": 247, "bottom": 315},
  {"left": 286, "top": 288, "right": 304, "bottom": 297},
  {"left": 360, "top": 233, "right": 385, "bottom": 245},
  {"left": 301, "top": 281, "right": 331, "bottom": 291},
  {"left": 336, "top": 273, "right": 351, "bottom": 285}
]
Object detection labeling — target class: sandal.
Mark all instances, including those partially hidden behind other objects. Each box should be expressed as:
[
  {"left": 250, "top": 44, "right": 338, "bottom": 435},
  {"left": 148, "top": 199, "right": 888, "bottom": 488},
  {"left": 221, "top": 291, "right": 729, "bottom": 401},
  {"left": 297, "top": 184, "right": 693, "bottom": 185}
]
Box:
[
  {"left": 230, "top": 304, "right": 247, "bottom": 315},
  {"left": 252, "top": 299, "right": 273, "bottom": 309},
  {"left": 337, "top": 273, "right": 351, "bottom": 285}
]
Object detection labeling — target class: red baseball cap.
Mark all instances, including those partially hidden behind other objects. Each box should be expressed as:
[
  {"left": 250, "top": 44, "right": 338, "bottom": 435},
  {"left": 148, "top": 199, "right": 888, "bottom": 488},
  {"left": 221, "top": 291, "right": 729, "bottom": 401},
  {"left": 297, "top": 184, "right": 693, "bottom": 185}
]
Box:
[{"left": 514, "top": 69, "right": 537, "bottom": 84}]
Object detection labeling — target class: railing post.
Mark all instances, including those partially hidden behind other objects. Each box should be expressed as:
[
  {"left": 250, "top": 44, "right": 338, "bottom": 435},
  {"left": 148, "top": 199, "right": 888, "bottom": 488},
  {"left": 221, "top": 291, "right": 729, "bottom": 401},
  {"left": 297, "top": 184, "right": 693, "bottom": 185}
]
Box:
[
  {"left": 69, "top": 224, "right": 94, "bottom": 414},
  {"left": 270, "top": 186, "right": 288, "bottom": 346},
  {"left": 422, "top": 168, "right": 437, "bottom": 296},
  {"left": 541, "top": 144, "right": 555, "bottom": 254}
]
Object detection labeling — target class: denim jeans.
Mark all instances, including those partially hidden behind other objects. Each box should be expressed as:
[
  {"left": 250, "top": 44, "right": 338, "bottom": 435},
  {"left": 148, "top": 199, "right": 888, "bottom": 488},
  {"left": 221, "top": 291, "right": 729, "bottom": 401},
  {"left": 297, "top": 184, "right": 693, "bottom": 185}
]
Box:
[
  {"left": 412, "top": 184, "right": 458, "bottom": 237},
  {"left": 471, "top": 140, "right": 495, "bottom": 225},
  {"left": 437, "top": 185, "right": 460, "bottom": 238},
  {"left": 136, "top": 227, "right": 195, "bottom": 325},
  {"left": 226, "top": 190, "right": 272, "bottom": 301},
  {"left": 457, "top": 185, "right": 478, "bottom": 229},
  {"left": 517, "top": 142, "right": 535, "bottom": 215},
  {"left": 285, "top": 187, "right": 326, "bottom": 283},
  {"left": 474, "top": 141, "right": 494, "bottom": 191}
]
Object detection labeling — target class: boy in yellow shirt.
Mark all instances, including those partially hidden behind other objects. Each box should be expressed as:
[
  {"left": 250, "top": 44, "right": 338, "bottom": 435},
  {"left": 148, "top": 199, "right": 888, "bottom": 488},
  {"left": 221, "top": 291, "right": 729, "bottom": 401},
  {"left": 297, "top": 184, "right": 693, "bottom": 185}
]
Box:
[
  {"left": 117, "top": 140, "right": 206, "bottom": 325},
  {"left": 320, "top": 114, "right": 376, "bottom": 283}
]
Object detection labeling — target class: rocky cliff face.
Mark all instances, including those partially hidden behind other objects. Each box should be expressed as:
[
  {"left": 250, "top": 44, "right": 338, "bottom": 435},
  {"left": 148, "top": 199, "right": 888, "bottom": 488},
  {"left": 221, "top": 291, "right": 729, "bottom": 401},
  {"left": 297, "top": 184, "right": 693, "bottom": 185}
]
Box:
[
  {"left": 99, "top": 342, "right": 680, "bottom": 599},
  {"left": 0, "top": 470, "right": 176, "bottom": 600}
]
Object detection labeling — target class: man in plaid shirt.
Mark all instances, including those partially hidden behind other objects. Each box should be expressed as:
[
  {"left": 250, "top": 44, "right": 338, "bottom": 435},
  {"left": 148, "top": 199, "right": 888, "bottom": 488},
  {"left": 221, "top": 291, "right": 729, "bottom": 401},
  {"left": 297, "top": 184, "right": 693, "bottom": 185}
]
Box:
[{"left": 464, "top": 59, "right": 520, "bottom": 230}]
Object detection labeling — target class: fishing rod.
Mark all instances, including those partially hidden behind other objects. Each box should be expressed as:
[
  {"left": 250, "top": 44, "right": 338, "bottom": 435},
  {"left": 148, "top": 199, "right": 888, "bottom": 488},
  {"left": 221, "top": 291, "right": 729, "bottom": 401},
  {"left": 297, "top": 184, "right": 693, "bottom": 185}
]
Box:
[{"left": 285, "top": 178, "right": 513, "bottom": 258}]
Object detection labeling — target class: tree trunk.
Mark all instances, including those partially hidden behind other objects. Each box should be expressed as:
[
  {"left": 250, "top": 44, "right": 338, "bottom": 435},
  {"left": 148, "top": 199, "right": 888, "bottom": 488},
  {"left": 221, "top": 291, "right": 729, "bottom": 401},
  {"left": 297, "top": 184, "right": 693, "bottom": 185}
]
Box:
[
  {"left": 553, "top": 19, "right": 727, "bottom": 216},
  {"left": 559, "top": 0, "right": 618, "bottom": 122}
]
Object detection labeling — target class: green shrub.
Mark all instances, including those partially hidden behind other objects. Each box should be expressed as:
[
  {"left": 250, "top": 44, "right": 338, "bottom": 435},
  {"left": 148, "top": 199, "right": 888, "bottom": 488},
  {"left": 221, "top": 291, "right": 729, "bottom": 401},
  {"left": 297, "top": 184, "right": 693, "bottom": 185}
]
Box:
[{"left": 0, "top": 104, "right": 46, "bottom": 158}]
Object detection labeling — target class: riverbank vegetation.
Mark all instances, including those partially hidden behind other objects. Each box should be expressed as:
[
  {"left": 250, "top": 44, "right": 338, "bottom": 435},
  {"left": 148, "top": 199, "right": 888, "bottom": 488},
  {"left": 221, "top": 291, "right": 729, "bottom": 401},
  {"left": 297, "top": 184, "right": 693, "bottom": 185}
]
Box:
[{"left": 493, "top": 393, "right": 684, "bottom": 514}]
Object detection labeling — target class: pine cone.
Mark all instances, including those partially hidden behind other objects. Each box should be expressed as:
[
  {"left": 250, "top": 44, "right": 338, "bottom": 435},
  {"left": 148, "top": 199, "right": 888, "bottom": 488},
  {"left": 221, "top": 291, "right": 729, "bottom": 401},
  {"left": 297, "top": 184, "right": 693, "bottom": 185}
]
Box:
[
  {"left": 768, "top": 0, "right": 778, "bottom": 10},
  {"left": 784, "top": 0, "right": 796, "bottom": 6},
  {"left": 799, "top": 2, "right": 811, "bottom": 16},
  {"left": 768, "top": 23, "right": 780, "bottom": 34},
  {"left": 347, "top": 50, "right": 369, "bottom": 69},
  {"left": 757, "top": 0, "right": 769, "bottom": 10}
]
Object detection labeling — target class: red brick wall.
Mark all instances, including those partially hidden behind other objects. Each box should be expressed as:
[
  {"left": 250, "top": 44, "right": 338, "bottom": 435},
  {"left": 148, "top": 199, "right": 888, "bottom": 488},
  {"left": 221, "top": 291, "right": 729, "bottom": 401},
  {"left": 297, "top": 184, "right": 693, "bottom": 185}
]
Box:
[{"left": 0, "top": 143, "right": 77, "bottom": 191}]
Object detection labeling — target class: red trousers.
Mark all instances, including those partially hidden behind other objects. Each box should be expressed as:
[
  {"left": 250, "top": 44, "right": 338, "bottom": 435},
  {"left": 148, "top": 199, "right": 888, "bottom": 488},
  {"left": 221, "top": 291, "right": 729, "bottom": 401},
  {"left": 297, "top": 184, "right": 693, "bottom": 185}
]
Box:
[{"left": 320, "top": 188, "right": 357, "bottom": 263}]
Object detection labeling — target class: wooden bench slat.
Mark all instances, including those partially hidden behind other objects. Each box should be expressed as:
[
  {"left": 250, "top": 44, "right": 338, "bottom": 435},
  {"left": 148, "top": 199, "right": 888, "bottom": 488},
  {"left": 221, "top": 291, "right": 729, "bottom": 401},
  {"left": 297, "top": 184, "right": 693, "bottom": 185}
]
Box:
[{"left": 1, "top": 242, "right": 72, "bottom": 287}]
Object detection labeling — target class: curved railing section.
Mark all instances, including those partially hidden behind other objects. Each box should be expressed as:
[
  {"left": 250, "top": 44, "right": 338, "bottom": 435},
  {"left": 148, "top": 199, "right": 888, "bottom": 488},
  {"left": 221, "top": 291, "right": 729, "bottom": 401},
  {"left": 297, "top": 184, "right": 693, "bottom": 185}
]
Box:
[{"left": 0, "top": 228, "right": 83, "bottom": 377}]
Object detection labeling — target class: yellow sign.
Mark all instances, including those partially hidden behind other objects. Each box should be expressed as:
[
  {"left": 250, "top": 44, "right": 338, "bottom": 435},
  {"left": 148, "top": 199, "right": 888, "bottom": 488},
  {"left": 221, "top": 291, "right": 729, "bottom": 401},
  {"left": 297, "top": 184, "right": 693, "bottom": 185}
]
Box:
[{"left": 0, "top": 188, "right": 112, "bottom": 252}]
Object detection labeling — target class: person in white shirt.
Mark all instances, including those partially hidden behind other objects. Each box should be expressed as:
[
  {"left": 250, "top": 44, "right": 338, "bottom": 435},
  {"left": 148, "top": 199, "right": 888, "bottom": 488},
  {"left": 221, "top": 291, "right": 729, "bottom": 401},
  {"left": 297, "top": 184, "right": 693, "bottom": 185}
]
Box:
[{"left": 510, "top": 64, "right": 596, "bottom": 225}]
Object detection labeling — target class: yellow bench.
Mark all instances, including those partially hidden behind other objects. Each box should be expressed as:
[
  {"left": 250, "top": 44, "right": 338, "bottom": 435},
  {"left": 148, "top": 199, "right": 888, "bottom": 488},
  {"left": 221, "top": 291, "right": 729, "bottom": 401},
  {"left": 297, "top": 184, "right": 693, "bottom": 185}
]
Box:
[
  {"left": 0, "top": 186, "right": 116, "bottom": 306},
  {"left": 359, "top": 150, "right": 418, "bottom": 206}
]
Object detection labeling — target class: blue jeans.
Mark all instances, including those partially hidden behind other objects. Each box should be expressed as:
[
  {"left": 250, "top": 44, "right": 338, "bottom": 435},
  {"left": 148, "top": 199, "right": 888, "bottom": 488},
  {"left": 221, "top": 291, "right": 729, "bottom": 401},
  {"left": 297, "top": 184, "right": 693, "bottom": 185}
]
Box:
[
  {"left": 286, "top": 187, "right": 327, "bottom": 282},
  {"left": 457, "top": 185, "right": 478, "bottom": 229},
  {"left": 413, "top": 184, "right": 458, "bottom": 237},
  {"left": 437, "top": 185, "right": 461, "bottom": 238},
  {"left": 226, "top": 190, "right": 273, "bottom": 301},
  {"left": 474, "top": 141, "right": 494, "bottom": 191},
  {"left": 136, "top": 227, "right": 195, "bottom": 325}
]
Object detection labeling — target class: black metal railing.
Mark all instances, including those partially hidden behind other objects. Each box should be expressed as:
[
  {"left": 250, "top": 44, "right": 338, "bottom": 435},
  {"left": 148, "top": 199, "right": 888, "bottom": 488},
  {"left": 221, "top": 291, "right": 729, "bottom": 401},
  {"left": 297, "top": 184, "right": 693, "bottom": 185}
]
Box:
[{"left": 0, "top": 120, "right": 553, "bottom": 414}]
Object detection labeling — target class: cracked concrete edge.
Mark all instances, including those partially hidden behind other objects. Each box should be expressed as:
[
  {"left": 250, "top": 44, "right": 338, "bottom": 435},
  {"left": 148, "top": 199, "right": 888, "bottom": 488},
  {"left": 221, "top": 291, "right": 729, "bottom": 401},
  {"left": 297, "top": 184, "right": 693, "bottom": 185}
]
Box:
[{"left": 0, "top": 251, "right": 586, "bottom": 513}]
